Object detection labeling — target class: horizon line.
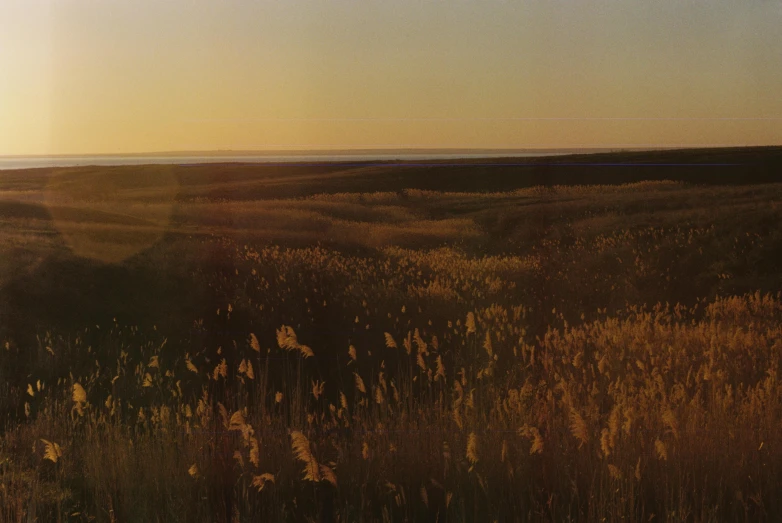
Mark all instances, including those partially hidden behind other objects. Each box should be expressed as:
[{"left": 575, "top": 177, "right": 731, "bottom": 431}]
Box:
[{"left": 3, "top": 144, "right": 781, "bottom": 159}]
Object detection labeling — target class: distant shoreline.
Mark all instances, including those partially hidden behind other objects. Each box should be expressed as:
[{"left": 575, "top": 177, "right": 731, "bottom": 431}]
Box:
[
  {"left": 1, "top": 145, "right": 780, "bottom": 171},
  {"left": 0, "top": 150, "right": 588, "bottom": 171},
  {"left": 5, "top": 144, "right": 781, "bottom": 160},
  {"left": 0, "top": 147, "right": 629, "bottom": 159}
]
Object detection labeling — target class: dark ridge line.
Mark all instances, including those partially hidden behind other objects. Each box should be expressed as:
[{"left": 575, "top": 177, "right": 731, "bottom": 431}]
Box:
[{"left": 174, "top": 162, "right": 745, "bottom": 168}]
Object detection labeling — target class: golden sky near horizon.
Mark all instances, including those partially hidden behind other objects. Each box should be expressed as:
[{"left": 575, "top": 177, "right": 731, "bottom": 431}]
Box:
[{"left": 1, "top": 0, "right": 781, "bottom": 155}]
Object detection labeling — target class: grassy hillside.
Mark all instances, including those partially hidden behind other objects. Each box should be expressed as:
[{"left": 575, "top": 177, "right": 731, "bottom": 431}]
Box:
[{"left": 1, "top": 148, "right": 782, "bottom": 521}]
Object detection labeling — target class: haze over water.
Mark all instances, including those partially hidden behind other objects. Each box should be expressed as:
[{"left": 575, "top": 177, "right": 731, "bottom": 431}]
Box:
[{"left": 0, "top": 151, "right": 580, "bottom": 170}]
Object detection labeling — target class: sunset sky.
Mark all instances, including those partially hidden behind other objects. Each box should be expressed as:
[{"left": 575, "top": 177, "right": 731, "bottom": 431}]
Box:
[{"left": 1, "top": 0, "right": 781, "bottom": 156}]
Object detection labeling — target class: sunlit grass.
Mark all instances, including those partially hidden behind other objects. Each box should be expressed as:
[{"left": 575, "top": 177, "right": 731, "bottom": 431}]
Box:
[{"left": 1, "top": 176, "right": 782, "bottom": 521}]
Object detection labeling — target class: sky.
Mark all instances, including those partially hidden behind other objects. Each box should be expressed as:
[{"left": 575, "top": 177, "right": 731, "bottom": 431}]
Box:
[{"left": 1, "top": 0, "right": 781, "bottom": 156}]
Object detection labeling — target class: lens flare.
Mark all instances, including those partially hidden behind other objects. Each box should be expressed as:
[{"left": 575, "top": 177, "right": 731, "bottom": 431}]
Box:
[{"left": 44, "top": 166, "right": 178, "bottom": 263}]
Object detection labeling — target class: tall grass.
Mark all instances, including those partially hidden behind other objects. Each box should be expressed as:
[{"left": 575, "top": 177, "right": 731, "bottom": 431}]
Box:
[
  {"left": 3, "top": 291, "right": 782, "bottom": 521},
  {"left": 2, "top": 182, "right": 782, "bottom": 521}
]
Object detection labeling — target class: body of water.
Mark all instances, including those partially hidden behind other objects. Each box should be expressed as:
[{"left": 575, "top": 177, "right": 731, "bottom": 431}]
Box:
[{"left": 0, "top": 152, "right": 576, "bottom": 171}]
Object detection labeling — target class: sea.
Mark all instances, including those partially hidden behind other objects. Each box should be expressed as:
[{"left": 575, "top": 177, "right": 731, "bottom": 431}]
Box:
[{"left": 0, "top": 152, "right": 577, "bottom": 171}]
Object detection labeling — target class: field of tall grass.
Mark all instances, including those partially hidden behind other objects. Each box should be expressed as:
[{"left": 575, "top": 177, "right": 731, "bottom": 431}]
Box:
[{"left": 2, "top": 159, "right": 782, "bottom": 521}]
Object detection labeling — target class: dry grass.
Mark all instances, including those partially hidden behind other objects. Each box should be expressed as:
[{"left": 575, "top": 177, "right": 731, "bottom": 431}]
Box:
[
  {"left": 4, "top": 276, "right": 782, "bottom": 521},
  {"left": 2, "top": 167, "right": 782, "bottom": 520}
]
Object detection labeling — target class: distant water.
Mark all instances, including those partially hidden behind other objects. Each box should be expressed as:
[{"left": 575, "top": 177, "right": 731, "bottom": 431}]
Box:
[{"left": 0, "top": 152, "right": 573, "bottom": 171}]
